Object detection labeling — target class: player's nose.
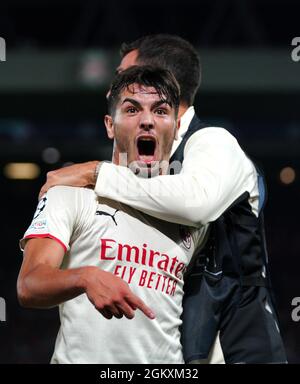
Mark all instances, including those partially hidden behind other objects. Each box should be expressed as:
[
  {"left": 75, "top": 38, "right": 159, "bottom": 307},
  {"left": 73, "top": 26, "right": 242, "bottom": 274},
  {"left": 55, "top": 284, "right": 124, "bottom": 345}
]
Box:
[{"left": 139, "top": 110, "right": 154, "bottom": 131}]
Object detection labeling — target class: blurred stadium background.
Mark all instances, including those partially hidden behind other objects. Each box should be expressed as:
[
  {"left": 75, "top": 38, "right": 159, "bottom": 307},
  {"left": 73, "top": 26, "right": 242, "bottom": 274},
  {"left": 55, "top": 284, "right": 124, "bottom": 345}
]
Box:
[{"left": 0, "top": 0, "right": 299, "bottom": 363}]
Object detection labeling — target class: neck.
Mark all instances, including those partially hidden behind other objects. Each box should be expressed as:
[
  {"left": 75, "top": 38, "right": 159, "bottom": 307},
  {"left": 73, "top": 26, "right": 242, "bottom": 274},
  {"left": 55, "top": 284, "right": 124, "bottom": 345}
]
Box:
[
  {"left": 178, "top": 103, "right": 190, "bottom": 119},
  {"left": 112, "top": 147, "right": 123, "bottom": 166}
]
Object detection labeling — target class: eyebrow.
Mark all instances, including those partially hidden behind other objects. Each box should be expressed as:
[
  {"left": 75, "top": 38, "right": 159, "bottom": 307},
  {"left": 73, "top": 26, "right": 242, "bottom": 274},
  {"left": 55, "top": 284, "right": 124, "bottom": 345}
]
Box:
[
  {"left": 121, "top": 98, "right": 142, "bottom": 109},
  {"left": 151, "top": 100, "right": 171, "bottom": 109},
  {"left": 121, "top": 98, "right": 171, "bottom": 110}
]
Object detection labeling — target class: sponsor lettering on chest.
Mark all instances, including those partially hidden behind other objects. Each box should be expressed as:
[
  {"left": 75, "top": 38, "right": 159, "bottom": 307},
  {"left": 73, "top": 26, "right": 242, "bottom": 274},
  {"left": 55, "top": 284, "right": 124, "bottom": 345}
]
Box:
[{"left": 99, "top": 239, "right": 188, "bottom": 296}]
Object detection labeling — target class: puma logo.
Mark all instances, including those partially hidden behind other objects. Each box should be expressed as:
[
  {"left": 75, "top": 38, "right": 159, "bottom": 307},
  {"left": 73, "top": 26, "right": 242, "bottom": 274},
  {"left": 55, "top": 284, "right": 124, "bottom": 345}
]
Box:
[{"left": 96, "top": 209, "right": 119, "bottom": 226}]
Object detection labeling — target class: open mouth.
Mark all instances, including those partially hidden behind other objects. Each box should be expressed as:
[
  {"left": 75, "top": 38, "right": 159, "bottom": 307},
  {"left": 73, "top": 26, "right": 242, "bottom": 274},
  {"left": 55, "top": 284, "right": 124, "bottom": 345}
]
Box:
[{"left": 136, "top": 136, "right": 157, "bottom": 163}]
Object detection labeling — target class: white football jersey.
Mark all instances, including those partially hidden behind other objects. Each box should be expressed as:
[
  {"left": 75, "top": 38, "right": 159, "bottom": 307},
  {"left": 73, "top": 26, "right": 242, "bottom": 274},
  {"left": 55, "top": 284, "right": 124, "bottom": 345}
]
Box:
[{"left": 20, "top": 186, "right": 208, "bottom": 364}]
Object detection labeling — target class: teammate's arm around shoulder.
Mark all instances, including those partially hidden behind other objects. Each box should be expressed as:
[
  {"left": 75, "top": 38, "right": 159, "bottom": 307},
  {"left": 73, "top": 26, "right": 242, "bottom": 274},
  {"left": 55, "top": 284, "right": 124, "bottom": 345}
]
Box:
[
  {"left": 36, "top": 129, "right": 252, "bottom": 227},
  {"left": 94, "top": 128, "right": 252, "bottom": 226},
  {"left": 17, "top": 238, "right": 155, "bottom": 320}
]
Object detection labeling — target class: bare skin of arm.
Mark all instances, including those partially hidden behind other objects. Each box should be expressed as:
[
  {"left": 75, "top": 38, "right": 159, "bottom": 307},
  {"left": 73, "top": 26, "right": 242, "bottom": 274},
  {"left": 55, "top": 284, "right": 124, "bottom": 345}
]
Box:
[
  {"left": 39, "top": 161, "right": 99, "bottom": 200},
  {"left": 17, "top": 238, "right": 155, "bottom": 320}
]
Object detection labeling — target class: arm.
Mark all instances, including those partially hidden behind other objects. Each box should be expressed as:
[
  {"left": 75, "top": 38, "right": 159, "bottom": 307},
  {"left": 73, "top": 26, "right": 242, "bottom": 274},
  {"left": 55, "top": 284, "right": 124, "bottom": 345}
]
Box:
[
  {"left": 39, "top": 128, "right": 256, "bottom": 227},
  {"left": 95, "top": 128, "right": 256, "bottom": 226},
  {"left": 39, "top": 161, "right": 99, "bottom": 199},
  {"left": 17, "top": 238, "right": 155, "bottom": 320}
]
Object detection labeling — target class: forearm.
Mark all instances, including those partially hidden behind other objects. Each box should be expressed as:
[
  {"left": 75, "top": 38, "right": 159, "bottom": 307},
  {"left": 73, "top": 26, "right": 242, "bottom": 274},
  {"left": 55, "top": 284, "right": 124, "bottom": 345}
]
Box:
[
  {"left": 18, "top": 259, "right": 155, "bottom": 319},
  {"left": 96, "top": 163, "right": 203, "bottom": 226},
  {"left": 17, "top": 264, "right": 93, "bottom": 309},
  {"left": 95, "top": 162, "right": 243, "bottom": 227},
  {"left": 39, "top": 161, "right": 204, "bottom": 226}
]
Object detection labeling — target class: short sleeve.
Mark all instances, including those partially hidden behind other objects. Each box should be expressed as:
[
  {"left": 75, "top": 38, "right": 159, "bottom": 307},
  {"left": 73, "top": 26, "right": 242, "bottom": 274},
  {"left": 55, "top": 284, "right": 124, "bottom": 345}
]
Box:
[{"left": 19, "top": 186, "right": 79, "bottom": 253}]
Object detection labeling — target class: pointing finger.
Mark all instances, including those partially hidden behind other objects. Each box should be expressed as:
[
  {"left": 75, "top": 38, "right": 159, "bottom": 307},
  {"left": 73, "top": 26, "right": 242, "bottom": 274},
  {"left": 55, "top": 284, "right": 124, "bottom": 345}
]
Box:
[{"left": 125, "top": 295, "right": 155, "bottom": 319}]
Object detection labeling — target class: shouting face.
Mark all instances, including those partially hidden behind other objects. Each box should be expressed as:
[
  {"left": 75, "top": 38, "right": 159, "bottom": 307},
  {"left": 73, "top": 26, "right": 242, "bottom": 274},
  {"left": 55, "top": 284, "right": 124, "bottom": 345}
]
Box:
[{"left": 105, "top": 83, "right": 178, "bottom": 177}]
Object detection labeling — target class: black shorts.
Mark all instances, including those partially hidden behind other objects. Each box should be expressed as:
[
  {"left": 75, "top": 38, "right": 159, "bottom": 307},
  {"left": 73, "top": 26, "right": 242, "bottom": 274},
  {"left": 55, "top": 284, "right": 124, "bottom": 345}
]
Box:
[{"left": 181, "top": 273, "right": 287, "bottom": 364}]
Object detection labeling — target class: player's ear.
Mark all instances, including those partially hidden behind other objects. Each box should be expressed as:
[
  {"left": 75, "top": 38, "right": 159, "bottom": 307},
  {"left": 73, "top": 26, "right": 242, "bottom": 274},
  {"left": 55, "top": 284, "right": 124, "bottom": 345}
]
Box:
[{"left": 104, "top": 115, "right": 114, "bottom": 139}]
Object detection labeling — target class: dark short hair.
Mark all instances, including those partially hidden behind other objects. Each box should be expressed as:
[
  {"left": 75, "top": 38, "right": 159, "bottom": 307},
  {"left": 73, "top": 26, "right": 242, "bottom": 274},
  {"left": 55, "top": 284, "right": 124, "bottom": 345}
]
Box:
[
  {"left": 107, "top": 65, "right": 180, "bottom": 117},
  {"left": 120, "top": 34, "right": 201, "bottom": 106}
]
